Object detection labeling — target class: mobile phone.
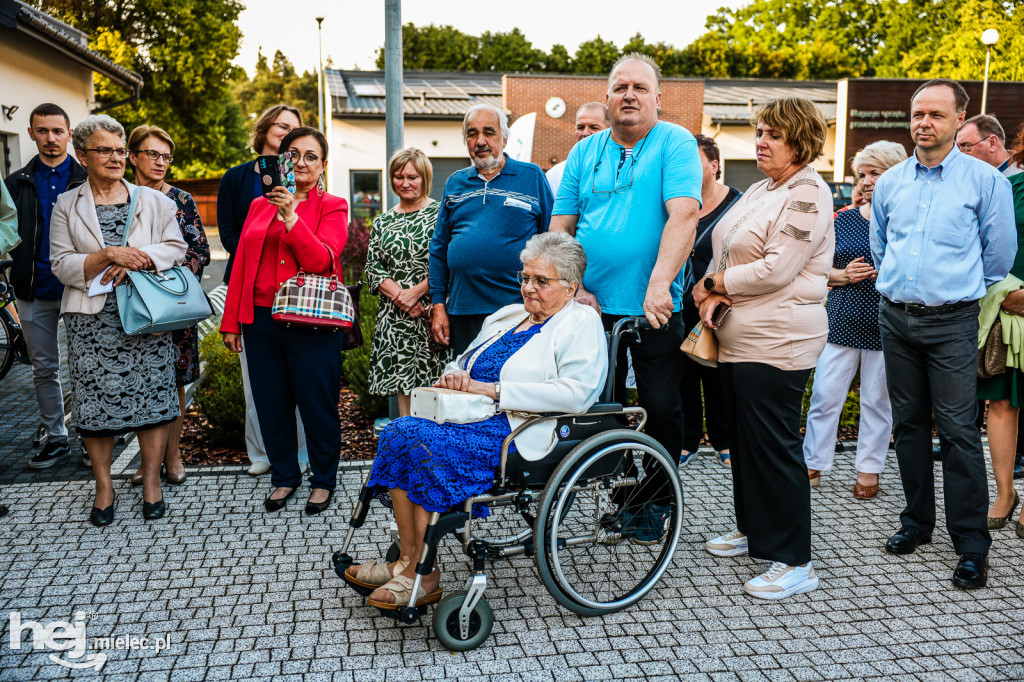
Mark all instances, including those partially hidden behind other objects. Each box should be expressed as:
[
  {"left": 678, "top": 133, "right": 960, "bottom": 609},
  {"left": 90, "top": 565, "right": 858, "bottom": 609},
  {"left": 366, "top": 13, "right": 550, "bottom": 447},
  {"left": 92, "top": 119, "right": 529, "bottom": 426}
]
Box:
[
  {"left": 711, "top": 302, "right": 732, "bottom": 326},
  {"left": 257, "top": 153, "right": 296, "bottom": 196}
]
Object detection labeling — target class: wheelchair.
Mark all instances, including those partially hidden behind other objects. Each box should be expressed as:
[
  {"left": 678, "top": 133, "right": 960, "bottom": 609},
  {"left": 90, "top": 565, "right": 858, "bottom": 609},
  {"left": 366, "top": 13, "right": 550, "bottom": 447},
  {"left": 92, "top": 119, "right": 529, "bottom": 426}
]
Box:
[{"left": 331, "top": 316, "right": 685, "bottom": 651}]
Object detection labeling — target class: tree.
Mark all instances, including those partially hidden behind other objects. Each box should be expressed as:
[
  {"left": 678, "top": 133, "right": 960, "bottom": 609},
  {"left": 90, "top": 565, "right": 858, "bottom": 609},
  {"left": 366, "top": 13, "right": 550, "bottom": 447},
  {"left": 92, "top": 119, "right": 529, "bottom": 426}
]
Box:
[
  {"left": 476, "top": 28, "right": 547, "bottom": 72},
  {"left": 232, "top": 50, "right": 320, "bottom": 131},
  {"left": 571, "top": 36, "right": 621, "bottom": 75},
  {"left": 375, "top": 23, "right": 477, "bottom": 71},
  {"left": 32, "top": 0, "right": 249, "bottom": 177}
]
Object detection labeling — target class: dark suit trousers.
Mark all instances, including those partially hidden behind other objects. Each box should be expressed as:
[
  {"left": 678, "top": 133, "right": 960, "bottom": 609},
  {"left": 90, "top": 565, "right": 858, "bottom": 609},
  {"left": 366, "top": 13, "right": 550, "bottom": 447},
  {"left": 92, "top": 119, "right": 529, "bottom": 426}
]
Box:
[
  {"left": 878, "top": 300, "right": 991, "bottom": 555},
  {"left": 243, "top": 307, "right": 343, "bottom": 491}
]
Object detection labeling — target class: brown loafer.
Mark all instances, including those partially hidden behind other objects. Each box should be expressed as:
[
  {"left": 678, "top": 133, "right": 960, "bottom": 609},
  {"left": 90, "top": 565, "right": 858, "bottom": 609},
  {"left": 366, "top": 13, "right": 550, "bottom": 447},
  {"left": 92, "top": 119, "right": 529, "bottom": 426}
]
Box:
[
  {"left": 808, "top": 470, "right": 820, "bottom": 487},
  {"left": 853, "top": 482, "right": 879, "bottom": 499}
]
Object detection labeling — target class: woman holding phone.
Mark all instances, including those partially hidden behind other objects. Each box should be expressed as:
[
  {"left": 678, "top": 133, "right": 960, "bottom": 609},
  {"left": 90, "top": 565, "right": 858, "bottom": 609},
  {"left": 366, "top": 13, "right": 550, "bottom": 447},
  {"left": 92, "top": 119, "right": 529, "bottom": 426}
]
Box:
[
  {"left": 694, "top": 98, "right": 835, "bottom": 600},
  {"left": 216, "top": 104, "right": 310, "bottom": 477},
  {"left": 220, "top": 127, "right": 349, "bottom": 515}
]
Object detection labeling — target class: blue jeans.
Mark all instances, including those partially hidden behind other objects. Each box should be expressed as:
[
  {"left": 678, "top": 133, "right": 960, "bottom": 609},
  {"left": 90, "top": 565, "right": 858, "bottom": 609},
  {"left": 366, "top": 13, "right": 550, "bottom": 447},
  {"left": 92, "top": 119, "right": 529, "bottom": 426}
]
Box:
[{"left": 878, "top": 300, "right": 991, "bottom": 555}]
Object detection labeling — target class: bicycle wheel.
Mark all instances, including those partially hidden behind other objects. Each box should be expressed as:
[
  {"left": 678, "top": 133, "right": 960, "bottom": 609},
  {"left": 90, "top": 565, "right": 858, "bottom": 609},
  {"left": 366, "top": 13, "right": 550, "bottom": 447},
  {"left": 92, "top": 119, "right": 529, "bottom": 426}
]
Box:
[
  {"left": 0, "top": 310, "right": 17, "bottom": 381},
  {"left": 533, "top": 430, "right": 683, "bottom": 616}
]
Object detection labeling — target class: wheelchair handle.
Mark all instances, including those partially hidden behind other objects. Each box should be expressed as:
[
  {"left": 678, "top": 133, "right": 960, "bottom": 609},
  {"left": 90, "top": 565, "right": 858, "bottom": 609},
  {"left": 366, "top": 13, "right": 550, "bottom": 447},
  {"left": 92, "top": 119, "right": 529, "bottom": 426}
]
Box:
[{"left": 601, "top": 316, "right": 652, "bottom": 403}]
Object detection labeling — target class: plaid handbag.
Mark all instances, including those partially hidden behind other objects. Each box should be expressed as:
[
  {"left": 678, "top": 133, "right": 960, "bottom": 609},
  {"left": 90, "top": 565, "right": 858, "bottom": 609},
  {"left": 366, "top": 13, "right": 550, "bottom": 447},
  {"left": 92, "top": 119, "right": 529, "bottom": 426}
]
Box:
[{"left": 272, "top": 252, "right": 355, "bottom": 330}]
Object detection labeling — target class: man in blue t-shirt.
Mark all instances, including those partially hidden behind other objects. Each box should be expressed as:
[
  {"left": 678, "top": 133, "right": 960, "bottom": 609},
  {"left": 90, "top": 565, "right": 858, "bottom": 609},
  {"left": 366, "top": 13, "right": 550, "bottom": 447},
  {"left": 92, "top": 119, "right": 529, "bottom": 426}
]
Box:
[
  {"left": 5, "top": 103, "right": 87, "bottom": 470},
  {"left": 429, "top": 103, "right": 553, "bottom": 353},
  {"left": 551, "top": 53, "right": 702, "bottom": 527}
]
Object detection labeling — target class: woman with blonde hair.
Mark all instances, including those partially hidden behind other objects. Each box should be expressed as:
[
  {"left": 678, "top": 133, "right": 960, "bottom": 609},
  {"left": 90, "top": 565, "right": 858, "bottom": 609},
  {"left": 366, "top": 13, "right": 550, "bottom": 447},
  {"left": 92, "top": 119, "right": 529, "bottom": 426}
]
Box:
[
  {"left": 365, "top": 148, "right": 452, "bottom": 416},
  {"left": 804, "top": 140, "right": 907, "bottom": 499}
]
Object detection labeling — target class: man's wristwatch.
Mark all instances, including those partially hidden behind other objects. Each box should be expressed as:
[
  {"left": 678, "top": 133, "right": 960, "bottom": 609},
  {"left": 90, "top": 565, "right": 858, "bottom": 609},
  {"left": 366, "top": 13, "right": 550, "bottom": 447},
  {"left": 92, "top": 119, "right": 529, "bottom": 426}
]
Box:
[{"left": 703, "top": 275, "right": 716, "bottom": 292}]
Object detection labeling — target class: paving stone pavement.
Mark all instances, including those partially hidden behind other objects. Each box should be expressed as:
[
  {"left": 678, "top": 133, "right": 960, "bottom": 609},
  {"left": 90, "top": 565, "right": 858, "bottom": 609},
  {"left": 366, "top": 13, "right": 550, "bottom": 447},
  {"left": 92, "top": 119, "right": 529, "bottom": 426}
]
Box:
[{"left": 1, "top": 437, "right": 1024, "bottom": 681}]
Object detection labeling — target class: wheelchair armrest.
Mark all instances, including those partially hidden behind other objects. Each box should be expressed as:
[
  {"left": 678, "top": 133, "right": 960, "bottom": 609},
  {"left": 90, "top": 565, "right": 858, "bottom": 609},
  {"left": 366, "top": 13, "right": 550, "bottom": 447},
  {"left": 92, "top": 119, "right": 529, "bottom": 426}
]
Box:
[{"left": 586, "top": 403, "right": 623, "bottom": 414}]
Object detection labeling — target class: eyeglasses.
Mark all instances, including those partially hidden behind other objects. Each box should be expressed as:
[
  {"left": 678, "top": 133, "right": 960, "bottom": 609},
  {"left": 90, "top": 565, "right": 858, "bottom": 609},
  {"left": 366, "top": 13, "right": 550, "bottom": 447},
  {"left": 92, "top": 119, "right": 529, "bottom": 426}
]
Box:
[
  {"left": 288, "top": 150, "right": 321, "bottom": 165},
  {"left": 516, "top": 271, "right": 569, "bottom": 288},
  {"left": 957, "top": 136, "right": 991, "bottom": 153},
  {"left": 590, "top": 133, "right": 649, "bottom": 196},
  {"left": 271, "top": 122, "right": 294, "bottom": 132},
  {"left": 134, "top": 149, "right": 174, "bottom": 163},
  {"left": 86, "top": 147, "right": 128, "bottom": 159}
]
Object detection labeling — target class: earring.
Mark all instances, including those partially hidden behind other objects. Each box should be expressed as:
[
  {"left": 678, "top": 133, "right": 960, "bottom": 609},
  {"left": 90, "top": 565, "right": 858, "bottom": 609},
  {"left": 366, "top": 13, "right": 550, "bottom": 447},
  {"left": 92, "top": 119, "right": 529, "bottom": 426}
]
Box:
[{"left": 316, "top": 174, "right": 326, "bottom": 197}]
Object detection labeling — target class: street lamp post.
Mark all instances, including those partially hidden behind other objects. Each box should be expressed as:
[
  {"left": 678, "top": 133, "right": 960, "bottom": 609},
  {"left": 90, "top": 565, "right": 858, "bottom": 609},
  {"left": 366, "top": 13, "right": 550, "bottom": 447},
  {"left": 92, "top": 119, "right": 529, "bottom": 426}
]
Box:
[
  {"left": 980, "top": 28, "right": 999, "bottom": 115},
  {"left": 316, "top": 16, "right": 325, "bottom": 135}
]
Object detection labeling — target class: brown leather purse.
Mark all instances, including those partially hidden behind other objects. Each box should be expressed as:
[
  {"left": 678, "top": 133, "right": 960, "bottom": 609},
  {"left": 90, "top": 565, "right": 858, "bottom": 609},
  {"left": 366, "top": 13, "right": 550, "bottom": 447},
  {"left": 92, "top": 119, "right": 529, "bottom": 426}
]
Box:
[
  {"left": 681, "top": 321, "right": 719, "bottom": 367},
  {"left": 978, "top": 318, "right": 1008, "bottom": 378}
]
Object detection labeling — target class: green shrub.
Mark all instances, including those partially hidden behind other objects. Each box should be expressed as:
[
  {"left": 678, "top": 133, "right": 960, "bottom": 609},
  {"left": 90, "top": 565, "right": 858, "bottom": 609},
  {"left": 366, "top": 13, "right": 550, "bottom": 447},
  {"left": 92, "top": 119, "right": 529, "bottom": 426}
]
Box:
[
  {"left": 195, "top": 331, "right": 246, "bottom": 448},
  {"left": 342, "top": 281, "right": 389, "bottom": 419}
]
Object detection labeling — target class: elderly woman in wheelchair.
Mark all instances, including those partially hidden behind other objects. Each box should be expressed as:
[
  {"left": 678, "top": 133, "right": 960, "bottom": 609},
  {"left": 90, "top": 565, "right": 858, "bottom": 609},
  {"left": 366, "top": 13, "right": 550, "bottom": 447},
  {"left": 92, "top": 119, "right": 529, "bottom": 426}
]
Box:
[
  {"left": 343, "top": 232, "right": 605, "bottom": 604},
  {"left": 334, "top": 231, "right": 685, "bottom": 650}
]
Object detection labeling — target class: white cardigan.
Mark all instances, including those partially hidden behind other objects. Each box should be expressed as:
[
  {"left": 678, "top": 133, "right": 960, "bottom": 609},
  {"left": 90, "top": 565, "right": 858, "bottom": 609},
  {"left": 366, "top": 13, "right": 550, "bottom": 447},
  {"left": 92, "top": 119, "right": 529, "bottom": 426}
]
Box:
[
  {"left": 50, "top": 179, "right": 186, "bottom": 315},
  {"left": 446, "top": 300, "right": 608, "bottom": 461}
]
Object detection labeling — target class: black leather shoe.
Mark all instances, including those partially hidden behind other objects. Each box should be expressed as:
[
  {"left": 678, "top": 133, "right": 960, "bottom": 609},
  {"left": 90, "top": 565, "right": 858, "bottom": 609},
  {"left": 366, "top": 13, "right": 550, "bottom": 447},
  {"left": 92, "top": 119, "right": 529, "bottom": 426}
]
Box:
[
  {"left": 305, "top": 490, "right": 334, "bottom": 515},
  {"left": 264, "top": 487, "right": 297, "bottom": 512},
  {"left": 952, "top": 552, "right": 988, "bottom": 589},
  {"left": 89, "top": 495, "right": 115, "bottom": 527},
  {"left": 1014, "top": 453, "right": 1024, "bottom": 480},
  {"left": 885, "top": 526, "right": 933, "bottom": 554},
  {"left": 142, "top": 498, "right": 166, "bottom": 520}
]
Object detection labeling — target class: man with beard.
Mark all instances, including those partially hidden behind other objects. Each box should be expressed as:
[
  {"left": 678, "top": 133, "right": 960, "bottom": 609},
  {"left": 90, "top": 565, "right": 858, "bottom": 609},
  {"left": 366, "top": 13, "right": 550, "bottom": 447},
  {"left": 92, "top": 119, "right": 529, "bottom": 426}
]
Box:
[{"left": 430, "top": 103, "right": 553, "bottom": 353}]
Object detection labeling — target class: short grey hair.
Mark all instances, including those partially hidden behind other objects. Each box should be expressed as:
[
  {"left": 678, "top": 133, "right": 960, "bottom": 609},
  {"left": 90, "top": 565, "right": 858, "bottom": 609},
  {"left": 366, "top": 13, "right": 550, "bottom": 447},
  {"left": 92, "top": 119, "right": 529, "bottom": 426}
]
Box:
[
  {"left": 520, "top": 232, "right": 587, "bottom": 287},
  {"left": 609, "top": 52, "right": 662, "bottom": 89},
  {"left": 852, "top": 140, "right": 908, "bottom": 175},
  {"left": 462, "top": 104, "right": 509, "bottom": 141},
  {"left": 72, "top": 114, "right": 125, "bottom": 151}
]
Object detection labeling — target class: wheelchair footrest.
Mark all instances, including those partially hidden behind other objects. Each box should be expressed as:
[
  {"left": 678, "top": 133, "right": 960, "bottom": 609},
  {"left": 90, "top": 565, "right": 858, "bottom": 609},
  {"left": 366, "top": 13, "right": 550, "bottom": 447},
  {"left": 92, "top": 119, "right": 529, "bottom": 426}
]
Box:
[
  {"left": 376, "top": 605, "right": 428, "bottom": 625},
  {"left": 332, "top": 552, "right": 375, "bottom": 597}
]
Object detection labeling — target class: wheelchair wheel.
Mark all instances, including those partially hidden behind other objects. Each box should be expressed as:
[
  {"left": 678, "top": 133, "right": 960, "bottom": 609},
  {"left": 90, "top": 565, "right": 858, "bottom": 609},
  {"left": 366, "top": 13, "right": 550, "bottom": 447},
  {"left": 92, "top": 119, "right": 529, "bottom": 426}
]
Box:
[
  {"left": 533, "top": 430, "right": 683, "bottom": 617},
  {"left": 431, "top": 591, "right": 493, "bottom": 651}
]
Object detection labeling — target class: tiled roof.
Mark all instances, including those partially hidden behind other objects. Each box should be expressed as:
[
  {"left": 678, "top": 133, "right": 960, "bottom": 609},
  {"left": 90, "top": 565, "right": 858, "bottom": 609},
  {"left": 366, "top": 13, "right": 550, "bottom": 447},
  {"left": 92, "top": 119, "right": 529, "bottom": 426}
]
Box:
[
  {"left": 327, "top": 69, "right": 504, "bottom": 118},
  {"left": 704, "top": 79, "right": 837, "bottom": 124}
]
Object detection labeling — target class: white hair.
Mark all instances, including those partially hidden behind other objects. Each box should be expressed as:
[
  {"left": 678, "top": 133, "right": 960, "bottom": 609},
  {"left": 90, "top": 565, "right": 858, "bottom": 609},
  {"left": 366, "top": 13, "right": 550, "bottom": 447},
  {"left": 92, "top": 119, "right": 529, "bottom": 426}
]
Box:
[
  {"left": 520, "top": 232, "right": 587, "bottom": 286},
  {"left": 462, "top": 104, "right": 510, "bottom": 141},
  {"left": 853, "top": 140, "right": 908, "bottom": 174},
  {"left": 71, "top": 114, "right": 125, "bottom": 150}
]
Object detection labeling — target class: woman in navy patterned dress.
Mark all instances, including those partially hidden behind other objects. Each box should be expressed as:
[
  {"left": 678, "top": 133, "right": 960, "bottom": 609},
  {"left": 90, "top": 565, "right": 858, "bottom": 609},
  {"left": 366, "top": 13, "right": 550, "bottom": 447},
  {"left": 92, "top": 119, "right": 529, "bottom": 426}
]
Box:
[
  {"left": 343, "top": 233, "right": 607, "bottom": 610},
  {"left": 803, "top": 141, "right": 907, "bottom": 498},
  {"left": 127, "top": 125, "right": 211, "bottom": 486}
]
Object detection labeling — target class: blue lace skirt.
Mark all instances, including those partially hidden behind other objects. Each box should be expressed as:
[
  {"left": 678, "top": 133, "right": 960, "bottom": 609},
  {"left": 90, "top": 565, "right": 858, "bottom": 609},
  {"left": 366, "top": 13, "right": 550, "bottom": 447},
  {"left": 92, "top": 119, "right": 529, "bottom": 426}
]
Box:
[{"left": 367, "top": 414, "right": 514, "bottom": 517}]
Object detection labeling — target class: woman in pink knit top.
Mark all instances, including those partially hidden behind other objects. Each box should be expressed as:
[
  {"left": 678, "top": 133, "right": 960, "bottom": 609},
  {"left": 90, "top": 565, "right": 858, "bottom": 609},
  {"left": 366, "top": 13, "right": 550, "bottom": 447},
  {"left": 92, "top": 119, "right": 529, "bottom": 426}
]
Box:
[{"left": 695, "top": 98, "right": 835, "bottom": 600}]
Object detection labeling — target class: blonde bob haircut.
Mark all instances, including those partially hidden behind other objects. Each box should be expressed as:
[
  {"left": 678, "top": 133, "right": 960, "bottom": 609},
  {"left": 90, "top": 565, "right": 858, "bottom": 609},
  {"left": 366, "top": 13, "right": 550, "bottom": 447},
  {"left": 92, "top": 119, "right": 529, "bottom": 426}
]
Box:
[
  {"left": 751, "top": 98, "right": 828, "bottom": 167},
  {"left": 852, "top": 140, "right": 908, "bottom": 175},
  {"left": 128, "top": 124, "right": 175, "bottom": 155},
  {"left": 251, "top": 104, "right": 302, "bottom": 155},
  {"left": 387, "top": 147, "right": 433, "bottom": 200}
]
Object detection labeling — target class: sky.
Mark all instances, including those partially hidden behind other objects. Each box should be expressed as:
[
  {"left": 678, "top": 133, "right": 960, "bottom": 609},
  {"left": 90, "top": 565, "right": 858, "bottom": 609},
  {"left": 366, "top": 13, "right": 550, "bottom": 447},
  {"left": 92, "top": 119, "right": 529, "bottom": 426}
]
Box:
[{"left": 234, "top": 0, "right": 747, "bottom": 75}]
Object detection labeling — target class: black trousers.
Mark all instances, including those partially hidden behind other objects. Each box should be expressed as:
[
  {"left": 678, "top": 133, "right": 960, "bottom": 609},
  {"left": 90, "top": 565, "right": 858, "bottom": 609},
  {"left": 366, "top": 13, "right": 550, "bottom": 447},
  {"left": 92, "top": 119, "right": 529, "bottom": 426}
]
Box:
[
  {"left": 679, "top": 304, "right": 729, "bottom": 453},
  {"left": 604, "top": 311, "right": 686, "bottom": 506},
  {"left": 878, "top": 300, "right": 991, "bottom": 555},
  {"left": 448, "top": 313, "right": 490, "bottom": 357},
  {"left": 243, "top": 307, "right": 343, "bottom": 491},
  {"left": 721, "top": 362, "right": 813, "bottom": 566}
]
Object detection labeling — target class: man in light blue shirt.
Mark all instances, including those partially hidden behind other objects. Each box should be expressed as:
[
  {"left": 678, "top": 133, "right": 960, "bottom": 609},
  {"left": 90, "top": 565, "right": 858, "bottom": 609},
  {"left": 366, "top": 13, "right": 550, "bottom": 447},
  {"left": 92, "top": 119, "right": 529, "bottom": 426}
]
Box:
[
  {"left": 870, "top": 79, "right": 1016, "bottom": 589},
  {"left": 551, "top": 53, "right": 702, "bottom": 529}
]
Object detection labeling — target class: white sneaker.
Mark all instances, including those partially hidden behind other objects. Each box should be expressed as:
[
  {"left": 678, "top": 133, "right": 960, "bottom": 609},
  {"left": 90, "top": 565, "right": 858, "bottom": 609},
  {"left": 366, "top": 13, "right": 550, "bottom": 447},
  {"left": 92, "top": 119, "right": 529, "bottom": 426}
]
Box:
[
  {"left": 247, "top": 461, "right": 271, "bottom": 476},
  {"left": 743, "top": 561, "right": 819, "bottom": 600},
  {"left": 705, "top": 529, "right": 748, "bottom": 557}
]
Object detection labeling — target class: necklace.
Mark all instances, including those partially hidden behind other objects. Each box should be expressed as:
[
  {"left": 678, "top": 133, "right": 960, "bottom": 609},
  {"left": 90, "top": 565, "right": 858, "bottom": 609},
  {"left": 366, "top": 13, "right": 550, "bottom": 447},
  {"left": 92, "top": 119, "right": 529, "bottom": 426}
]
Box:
[{"left": 766, "top": 165, "right": 806, "bottom": 191}]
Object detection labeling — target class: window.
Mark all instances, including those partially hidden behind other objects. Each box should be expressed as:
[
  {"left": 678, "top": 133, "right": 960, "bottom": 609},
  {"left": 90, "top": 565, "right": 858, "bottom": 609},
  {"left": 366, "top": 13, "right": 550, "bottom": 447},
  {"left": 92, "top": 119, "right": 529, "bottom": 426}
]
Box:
[{"left": 350, "top": 170, "right": 382, "bottom": 228}]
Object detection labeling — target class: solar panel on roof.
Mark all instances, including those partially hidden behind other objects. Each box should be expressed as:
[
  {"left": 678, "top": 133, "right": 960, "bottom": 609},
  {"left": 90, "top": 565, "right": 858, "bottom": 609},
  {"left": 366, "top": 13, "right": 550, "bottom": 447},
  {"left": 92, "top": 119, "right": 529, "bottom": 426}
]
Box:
[{"left": 351, "top": 81, "right": 386, "bottom": 97}]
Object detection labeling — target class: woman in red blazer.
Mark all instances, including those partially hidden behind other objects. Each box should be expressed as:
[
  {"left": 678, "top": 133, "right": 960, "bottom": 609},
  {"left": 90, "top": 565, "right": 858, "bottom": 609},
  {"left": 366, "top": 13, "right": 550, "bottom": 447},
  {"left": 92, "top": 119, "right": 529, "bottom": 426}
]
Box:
[{"left": 221, "top": 127, "right": 348, "bottom": 514}]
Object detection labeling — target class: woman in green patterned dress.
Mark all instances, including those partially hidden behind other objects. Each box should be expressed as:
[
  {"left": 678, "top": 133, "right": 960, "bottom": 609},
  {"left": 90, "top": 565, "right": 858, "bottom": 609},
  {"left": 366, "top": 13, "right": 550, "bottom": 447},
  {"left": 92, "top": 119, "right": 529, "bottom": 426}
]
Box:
[{"left": 366, "top": 149, "right": 452, "bottom": 416}]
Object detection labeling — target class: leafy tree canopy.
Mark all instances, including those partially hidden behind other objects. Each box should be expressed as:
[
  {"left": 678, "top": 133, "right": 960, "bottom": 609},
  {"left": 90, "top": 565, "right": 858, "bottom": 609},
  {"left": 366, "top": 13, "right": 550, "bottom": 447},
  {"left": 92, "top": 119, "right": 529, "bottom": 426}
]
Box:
[
  {"left": 379, "top": 1, "right": 1023, "bottom": 81},
  {"left": 32, "top": 0, "right": 250, "bottom": 178},
  {"left": 232, "top": 49, "right": 320, "bottom": 133}
]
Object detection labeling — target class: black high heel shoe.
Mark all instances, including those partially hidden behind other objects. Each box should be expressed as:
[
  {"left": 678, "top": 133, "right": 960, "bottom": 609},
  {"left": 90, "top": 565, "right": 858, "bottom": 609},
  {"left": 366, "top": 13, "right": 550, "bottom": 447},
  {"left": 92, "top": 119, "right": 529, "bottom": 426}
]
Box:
[
  {"left": 142, "top": 497, "right": 167, "bottom": 520},
  {"left": 264, "top": 487, "right": 297, "bottom": 512},
  {"left": 89, "top": 493, "right": 115, "bottom": 527},
  {"left": 988, "top": 490, "right": 1020, "bottom": 530},
  {"left": 305, "top": 490, "right": 333, "bottom": 515}
]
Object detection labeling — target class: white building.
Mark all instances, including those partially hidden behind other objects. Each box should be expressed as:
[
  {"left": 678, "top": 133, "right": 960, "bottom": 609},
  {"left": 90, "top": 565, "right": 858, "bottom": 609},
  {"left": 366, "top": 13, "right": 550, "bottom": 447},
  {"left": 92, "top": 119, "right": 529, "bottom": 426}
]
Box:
[{"left": 0, "top": 0, "right": 142, "bottom": 176}]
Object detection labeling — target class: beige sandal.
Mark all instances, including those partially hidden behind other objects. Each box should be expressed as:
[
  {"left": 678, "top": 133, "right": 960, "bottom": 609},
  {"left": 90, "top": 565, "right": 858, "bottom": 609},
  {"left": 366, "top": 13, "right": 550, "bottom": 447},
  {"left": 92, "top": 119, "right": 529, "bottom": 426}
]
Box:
[
  {"left": 344, "top": 557, "right": 409, "bottom": 589},
  {"left": 366, "top": 574, "right": 443, "bottom": 610}
]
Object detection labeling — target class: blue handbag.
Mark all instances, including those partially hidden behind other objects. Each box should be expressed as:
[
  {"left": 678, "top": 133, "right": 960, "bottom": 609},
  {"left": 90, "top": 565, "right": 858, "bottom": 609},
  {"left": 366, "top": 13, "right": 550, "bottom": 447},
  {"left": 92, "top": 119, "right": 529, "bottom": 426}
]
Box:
[{"left": 115, "top": 187, "right": 213, "bottom": 335}]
